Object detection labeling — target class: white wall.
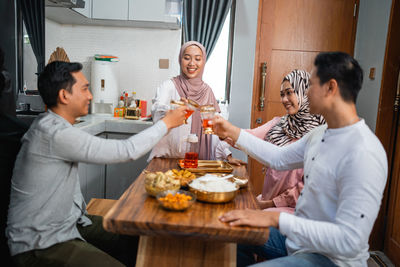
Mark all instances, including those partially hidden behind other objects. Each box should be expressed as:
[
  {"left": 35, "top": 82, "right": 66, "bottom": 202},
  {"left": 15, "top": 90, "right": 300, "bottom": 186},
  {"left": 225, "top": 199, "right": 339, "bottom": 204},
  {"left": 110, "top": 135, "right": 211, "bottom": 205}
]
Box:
[
  {"left": 228, "top": 0, "right": 259, "bottom": 161},
  {"left": 354, "top": 0, "right": 392, "bottom": 132},
  {"left": 45, "top": 19, "right": 181, "bottom": 115}
]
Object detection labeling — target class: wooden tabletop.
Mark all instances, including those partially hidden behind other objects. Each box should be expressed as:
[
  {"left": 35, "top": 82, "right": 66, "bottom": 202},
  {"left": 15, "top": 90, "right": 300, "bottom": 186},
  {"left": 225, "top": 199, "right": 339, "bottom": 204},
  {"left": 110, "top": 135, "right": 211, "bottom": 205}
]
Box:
[{"left": 103, "top": 158, "right": 269, "bottom": 245}]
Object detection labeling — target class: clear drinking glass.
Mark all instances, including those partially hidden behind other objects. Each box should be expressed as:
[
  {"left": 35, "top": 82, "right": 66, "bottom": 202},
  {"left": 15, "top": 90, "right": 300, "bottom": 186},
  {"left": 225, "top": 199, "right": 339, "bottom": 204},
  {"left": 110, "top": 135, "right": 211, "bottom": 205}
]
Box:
[
  {"left": 170, "top": 99, "right": 198, "bottom": 124},
  {"left": 200, "top": 105, "right": 216, "bottom": 134}
]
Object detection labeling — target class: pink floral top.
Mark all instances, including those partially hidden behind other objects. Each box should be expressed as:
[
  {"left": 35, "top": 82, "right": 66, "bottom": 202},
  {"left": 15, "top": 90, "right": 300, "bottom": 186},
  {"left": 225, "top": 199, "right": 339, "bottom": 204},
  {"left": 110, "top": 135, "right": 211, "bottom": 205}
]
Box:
[{"left": 246, "top": 117, "right": 304, "bottom": 213}]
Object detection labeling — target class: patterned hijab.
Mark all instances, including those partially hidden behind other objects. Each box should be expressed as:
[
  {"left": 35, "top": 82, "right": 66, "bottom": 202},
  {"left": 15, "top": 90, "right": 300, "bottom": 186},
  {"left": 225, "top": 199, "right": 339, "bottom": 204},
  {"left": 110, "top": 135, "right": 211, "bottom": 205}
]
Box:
[
  {"left": 172, "top": 41, "right": 220, "bottom": 160},
  {"left": 265, "top": 69, "right": 325, "bottom": 146}
]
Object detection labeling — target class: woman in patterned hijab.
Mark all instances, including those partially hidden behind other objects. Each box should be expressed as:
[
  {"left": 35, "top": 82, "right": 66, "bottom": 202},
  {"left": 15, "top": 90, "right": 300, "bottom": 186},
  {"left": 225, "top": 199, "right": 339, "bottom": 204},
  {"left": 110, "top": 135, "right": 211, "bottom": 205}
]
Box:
[
  {"left": 247, "top": 69, "right": 325, "bottom": 213},
  {"left": 265, "top": 69, "right": 325, "bottom": 146}
]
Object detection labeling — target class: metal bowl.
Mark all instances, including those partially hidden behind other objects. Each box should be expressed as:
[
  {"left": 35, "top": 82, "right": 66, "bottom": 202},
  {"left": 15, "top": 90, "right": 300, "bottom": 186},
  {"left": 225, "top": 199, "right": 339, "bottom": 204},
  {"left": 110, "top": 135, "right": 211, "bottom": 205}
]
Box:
[{"left": 188, "top": 183, "right": 239, "bottom": 203}]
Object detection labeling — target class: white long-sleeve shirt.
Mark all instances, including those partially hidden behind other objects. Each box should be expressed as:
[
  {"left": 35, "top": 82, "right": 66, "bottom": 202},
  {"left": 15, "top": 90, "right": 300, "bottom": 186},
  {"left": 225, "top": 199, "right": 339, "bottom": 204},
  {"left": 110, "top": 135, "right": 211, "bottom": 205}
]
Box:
[
  {"left": 236, "top": 119, "right": 387, "bottom": 267},
  {"left": 149, "top": 79, "right": 231, "bottom": 161}
]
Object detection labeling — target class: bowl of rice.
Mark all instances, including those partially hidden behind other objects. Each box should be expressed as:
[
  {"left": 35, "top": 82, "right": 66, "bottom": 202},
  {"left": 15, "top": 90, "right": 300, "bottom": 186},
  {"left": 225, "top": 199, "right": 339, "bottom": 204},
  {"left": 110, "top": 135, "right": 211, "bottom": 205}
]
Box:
[{"left": 188, "top": 174, "right": 239, "bottom": 203}]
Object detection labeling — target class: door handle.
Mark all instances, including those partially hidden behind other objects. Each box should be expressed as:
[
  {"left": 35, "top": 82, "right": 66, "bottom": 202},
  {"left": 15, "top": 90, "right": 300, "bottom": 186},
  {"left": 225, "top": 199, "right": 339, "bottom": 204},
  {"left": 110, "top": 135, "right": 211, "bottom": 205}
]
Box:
[
  {"left": 394, "top": 69, "right": 400, "bottom": 112},
  {"left": 259, "top": 62, "right": 267, "bottom": 111}
]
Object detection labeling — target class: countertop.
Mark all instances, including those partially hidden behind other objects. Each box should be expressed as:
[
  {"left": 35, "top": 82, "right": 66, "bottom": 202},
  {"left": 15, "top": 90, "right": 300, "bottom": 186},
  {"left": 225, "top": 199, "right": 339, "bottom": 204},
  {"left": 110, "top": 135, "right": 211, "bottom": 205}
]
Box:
[{"left": 73, "top": 114, "right": 153, "bottom": 135}]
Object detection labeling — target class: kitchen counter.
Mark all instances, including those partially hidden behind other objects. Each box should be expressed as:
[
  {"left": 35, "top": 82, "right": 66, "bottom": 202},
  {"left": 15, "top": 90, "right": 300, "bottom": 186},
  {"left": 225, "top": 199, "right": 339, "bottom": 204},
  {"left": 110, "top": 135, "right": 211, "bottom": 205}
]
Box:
[{"left": 74, "top": 114, "right": 153, "bottom": 135}]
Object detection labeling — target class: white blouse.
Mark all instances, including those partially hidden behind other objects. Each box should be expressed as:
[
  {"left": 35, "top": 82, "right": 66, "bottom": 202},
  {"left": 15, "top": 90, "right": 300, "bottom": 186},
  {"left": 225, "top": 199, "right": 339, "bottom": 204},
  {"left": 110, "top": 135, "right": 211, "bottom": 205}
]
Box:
[{"left": 148, "top": 79, "right": 231, "bottom": 161}]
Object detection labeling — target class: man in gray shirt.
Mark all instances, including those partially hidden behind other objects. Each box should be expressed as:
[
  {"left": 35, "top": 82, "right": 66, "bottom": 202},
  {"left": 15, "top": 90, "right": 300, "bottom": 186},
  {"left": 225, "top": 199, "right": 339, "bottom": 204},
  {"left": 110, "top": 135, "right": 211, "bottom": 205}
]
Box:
[{"left": 6, "top": 61, "right": 187, "bottom": 267}]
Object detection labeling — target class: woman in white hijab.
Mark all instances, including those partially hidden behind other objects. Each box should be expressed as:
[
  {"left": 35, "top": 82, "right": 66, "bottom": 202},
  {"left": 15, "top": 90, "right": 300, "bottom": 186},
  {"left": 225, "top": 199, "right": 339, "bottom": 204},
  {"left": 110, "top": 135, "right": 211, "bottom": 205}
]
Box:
[{"left": 149, "top": 41, "right": 245, "bottom": 165}]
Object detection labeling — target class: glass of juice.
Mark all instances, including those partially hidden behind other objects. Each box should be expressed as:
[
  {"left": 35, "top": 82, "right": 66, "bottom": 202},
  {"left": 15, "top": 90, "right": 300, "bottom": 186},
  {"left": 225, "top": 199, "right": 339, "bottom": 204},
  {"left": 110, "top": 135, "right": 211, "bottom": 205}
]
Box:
[
  {"left": 170, "top": 100, "right": 196, "bottom": 124},
  {"left": 200, "top": 105, "right": 216, "bottom": 134},
  {"left": 184, "top": 134, "right": 198, "bottom": 168}
]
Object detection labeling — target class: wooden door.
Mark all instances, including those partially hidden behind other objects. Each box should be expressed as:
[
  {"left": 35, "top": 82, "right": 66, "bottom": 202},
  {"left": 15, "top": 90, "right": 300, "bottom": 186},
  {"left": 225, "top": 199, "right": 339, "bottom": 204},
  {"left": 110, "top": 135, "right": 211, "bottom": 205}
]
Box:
[
  {"left": 249, "top": 0, "right": 359, "bottom": 195},
  {"left": 385, "top": 113, "right": 400, "bottom": 265},
  {"left": 375, "top": 0, "right": 400, "bottom": 263}
]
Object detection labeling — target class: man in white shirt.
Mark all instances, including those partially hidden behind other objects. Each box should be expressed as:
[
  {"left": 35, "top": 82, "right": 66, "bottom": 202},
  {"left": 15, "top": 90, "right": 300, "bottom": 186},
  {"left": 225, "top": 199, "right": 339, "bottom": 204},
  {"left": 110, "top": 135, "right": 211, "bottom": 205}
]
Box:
[
  {"left": 7, "top": 61, "right": 187, "bottom": 267},
  {"left": 212, "top": 52, "right": 387, "bottom": 267}
]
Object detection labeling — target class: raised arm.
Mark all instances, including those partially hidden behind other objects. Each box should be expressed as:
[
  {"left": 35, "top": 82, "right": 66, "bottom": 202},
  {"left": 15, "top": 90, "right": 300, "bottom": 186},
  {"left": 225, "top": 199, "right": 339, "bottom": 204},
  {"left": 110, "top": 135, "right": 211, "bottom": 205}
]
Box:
[{"left": 53, "top": 107, "right": 187, "bottom": 164}]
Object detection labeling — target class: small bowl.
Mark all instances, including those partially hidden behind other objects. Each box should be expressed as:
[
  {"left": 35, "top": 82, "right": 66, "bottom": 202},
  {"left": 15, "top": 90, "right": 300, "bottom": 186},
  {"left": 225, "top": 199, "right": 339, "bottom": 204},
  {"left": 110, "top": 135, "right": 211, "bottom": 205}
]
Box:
[
  {"left": 188, "top": 183, "right": 239, "bottom": 203},
  {"left": 145, "top": 183, "right": 181, "bottom": 197},
  {"left": 156, "top": 190, "right": 196, "bottom": 211}
]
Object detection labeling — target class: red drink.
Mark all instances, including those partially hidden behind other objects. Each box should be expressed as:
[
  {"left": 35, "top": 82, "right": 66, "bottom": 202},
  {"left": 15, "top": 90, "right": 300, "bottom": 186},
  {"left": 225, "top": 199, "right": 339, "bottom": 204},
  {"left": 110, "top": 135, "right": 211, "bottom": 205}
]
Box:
[
  {"left": 185, "top": 109, "right": 194, "bottom": 120},
  {"left": 184, "top": 152, "right": 198, "bottom": 168},
  {"left": 202, "top": 119, "right": 210, "bottom": 129}
]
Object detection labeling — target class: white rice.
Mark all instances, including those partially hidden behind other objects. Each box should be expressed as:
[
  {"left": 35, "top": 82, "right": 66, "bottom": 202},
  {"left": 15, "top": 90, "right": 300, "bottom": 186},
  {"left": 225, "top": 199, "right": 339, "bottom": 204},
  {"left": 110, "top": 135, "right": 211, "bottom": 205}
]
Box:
[{"left": 190, "top": 174, "right": 237, "bottom": 192}]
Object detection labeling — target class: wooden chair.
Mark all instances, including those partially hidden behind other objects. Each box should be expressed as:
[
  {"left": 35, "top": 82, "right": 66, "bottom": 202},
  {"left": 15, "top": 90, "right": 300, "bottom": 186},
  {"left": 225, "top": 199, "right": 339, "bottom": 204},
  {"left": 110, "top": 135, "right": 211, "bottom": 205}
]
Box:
[{"left": 86, "top": 198, "right": 117, "bottom": 217}]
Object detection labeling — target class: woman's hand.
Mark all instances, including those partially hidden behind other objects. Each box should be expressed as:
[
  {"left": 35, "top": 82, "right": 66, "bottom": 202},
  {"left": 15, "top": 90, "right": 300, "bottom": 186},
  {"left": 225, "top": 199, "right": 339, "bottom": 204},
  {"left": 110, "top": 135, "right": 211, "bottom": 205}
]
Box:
[
  {"left": 227, "top": 155, "right": 247, "bottom": 166},
  {"left": 211, "top": 115, "right": 241, "bottom": 142},
  {"left": 219, "top": 209, "right": 280, "bottom": 228},
  {"left": 162, "top": 106, "right": 187, "bottom": 130},
  {"left": 256, "top": 194, "right": 276, "bottom": 209}
]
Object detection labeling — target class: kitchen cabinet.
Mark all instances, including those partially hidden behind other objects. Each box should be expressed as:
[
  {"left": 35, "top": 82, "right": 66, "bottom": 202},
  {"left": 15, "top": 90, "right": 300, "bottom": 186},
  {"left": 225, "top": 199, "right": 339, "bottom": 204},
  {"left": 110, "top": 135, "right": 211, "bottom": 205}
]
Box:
[
  {"left": 78, "top": 133, "right": 106, "bottom": 203},
  {"left": 105, "top": 132, "right": 150, "bottom": 199},
  {"left": 129, "top": 0, "right": 173, "bottom": 23},
  {"left": 92, "top": 0, "right": 129, "bottom": 20},
  {"left": 46, "top": 0, "right": 180, "bottom": 29}
]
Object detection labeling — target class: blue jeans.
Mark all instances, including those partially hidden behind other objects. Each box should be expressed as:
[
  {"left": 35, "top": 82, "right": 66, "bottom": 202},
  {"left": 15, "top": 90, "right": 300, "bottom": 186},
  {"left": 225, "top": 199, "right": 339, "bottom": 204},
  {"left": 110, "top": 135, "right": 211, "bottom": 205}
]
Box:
[{"left": 237, "top": 227, "right": 337, "bottom": 267}]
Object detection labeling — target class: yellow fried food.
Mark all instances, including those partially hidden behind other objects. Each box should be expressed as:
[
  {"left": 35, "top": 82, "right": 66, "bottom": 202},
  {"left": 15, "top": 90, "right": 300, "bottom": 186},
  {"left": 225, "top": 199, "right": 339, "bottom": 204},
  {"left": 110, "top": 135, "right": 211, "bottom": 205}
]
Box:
[
  {"left": 158, "top": 193, "right": 192, "bottom": 210},
  {"left": 167, "top": 169, "right": 196, "bottom": 186}
]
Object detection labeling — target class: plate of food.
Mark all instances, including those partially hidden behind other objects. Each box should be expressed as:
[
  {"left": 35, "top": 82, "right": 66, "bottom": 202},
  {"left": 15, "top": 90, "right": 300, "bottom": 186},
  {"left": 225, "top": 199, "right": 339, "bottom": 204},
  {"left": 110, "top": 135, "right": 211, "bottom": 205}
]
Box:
[
  {"left": 188, "top": 174, "right": 239, "bottom": 203},
  {"left": 165, "top": 169, "right": 196, "bottom": 187},
  {"left": 156, "top": 190, "right": 196, "bottom": 211},
  {"left": 144, "top": 171, "right": 180, "bottom": 197}
]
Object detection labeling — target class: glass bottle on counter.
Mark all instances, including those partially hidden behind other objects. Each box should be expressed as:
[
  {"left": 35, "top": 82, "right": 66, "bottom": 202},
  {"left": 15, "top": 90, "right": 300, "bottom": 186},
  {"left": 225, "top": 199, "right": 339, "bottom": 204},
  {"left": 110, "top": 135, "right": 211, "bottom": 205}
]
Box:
[{"left": 184, "top": 134, "right": 199, "bottom": 168}]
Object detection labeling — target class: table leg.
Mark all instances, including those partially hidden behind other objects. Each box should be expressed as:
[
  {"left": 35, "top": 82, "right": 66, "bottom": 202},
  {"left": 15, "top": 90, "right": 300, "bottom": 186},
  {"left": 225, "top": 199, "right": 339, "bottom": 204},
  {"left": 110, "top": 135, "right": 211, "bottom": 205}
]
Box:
[{"left": 136, "top": 236, "right": 236, "bottom": 267}]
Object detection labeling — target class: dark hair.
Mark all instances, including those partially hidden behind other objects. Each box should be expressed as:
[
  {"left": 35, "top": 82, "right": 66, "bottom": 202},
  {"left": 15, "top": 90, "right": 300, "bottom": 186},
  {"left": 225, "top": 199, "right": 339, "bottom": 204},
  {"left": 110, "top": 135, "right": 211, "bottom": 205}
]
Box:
[
  {"left": 314, "top": 52, "right": 363, "bottom": 103},
  {"left": 38, "top": 61, "right": 83, "bottom": 108}
]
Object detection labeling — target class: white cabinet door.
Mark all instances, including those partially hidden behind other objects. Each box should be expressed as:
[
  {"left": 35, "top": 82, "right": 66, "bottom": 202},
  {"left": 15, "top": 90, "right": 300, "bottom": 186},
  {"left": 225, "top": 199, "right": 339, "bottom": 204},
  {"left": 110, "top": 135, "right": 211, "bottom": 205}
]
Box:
[
  {"left": 105, "top": 133, "right": 149, "bottom": 199},
  {"left": 72, "top": 0, "right": 92, "bottom": 18},
  {"left": 92, "top": 0, "right": 129, "bottom": 20},
  {"left": 129, "top": 0, "right": 166, "bottom": 22}
]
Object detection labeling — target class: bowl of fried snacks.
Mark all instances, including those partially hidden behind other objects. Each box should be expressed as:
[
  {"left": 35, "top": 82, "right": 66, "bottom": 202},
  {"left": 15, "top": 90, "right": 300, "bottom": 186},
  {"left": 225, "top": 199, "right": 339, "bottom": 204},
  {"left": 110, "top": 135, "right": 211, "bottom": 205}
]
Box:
[
  {"left": 165, "top": 169, "right": 197, "bottom": 187},
  {"left": 156, "top": 190, "right": 196, "bottom": 211},
  {"left": 144, "top": 171, "right": 181, "bottom": 197}
]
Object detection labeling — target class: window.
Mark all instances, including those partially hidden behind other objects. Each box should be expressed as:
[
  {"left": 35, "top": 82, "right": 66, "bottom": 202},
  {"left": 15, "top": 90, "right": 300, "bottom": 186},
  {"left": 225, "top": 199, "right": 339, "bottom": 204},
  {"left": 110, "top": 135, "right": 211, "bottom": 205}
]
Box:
[{"left": 203, "top": 4, "right": 234, "bottom": 103}]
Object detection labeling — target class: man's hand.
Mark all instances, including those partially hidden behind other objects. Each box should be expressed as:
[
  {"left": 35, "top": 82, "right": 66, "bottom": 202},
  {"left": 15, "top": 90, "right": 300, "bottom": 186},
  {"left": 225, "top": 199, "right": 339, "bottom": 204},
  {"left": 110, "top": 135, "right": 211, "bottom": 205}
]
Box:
[
  {"left": 219, "top": 209, "right": 280, "bottom": 228},
  {"left": 227, "top": 155, "right": 247, "bottom": 166},
  {"left": 211, "top": 116, "right": 241, "bottom": 142},
  {"left": 162, "top": 106, "right": 187, "bottom": 130}
]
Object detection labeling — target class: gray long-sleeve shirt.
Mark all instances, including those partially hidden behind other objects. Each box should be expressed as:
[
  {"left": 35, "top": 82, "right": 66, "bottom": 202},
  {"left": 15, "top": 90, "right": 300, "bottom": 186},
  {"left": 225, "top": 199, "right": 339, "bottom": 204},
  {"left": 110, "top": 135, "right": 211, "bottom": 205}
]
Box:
[{"left": 6, "top": 110, "right": 167, "bottom": 256}]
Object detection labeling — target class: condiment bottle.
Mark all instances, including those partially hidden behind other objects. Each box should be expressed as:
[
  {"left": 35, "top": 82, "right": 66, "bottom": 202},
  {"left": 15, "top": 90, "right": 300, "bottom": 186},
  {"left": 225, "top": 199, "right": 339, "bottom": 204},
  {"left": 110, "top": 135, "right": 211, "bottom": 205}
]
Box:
[{"left": 184, "top": 134, "right": 199, "bottom": 168}]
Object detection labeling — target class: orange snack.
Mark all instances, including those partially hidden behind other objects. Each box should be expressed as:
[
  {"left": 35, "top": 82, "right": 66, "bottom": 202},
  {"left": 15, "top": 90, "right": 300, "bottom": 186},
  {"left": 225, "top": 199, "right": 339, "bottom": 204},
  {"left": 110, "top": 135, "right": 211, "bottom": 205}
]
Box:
[{"left": 158, "top": 193, "right": 193, "bottom": 210}]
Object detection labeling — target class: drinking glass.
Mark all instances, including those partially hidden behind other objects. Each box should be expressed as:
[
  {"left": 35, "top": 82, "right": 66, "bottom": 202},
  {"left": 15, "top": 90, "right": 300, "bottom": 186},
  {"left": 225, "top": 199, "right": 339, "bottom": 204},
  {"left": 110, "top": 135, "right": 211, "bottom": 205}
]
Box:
[
  {"left": 170, "top": 99, "right": 198, "bottom": 124},
  {"left": 200, "top": 105, "right": 216, "bottom": 134}
]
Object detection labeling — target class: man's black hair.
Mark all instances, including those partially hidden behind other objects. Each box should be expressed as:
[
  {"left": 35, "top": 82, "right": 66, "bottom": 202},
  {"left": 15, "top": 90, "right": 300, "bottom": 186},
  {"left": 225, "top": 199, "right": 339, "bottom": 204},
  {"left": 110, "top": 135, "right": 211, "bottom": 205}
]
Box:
[
  {"left": 314, "top": 52, "right": 363, "bottom": 103},
  {"left": 37, "top": 61, "right": 83, "bottom": 108}
]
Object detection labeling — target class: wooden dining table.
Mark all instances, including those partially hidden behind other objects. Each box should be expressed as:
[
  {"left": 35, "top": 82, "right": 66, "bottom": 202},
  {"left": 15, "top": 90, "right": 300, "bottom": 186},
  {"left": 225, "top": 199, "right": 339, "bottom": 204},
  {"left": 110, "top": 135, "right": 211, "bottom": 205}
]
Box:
[{"left": 103, "top": 158, "right": 269, "bottom": 267}]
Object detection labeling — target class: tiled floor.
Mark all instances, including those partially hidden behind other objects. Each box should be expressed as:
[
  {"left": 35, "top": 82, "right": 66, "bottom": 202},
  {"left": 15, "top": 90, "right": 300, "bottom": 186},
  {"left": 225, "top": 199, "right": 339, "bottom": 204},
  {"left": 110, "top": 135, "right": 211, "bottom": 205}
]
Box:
[{"left": 368, "top": 251, "right": 395, "bottom": 267}]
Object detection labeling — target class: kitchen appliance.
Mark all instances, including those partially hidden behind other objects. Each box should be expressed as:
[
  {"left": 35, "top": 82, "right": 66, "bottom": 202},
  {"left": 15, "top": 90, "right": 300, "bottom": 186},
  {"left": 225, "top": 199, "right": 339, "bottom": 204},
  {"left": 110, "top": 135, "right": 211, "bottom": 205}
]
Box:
[{"left": 90, "top": 59, "right": 119, "bottom": 114}]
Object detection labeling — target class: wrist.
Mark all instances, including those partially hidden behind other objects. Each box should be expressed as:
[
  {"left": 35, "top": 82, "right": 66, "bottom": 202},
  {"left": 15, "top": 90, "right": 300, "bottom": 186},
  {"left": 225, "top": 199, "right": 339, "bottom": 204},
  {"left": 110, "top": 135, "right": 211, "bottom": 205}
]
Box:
[
  {"left": 161, "top": 118, "right": 172, "bottom": 130},
  {"left": 230, "top": 126, "right": 241, "bottom": 142}
]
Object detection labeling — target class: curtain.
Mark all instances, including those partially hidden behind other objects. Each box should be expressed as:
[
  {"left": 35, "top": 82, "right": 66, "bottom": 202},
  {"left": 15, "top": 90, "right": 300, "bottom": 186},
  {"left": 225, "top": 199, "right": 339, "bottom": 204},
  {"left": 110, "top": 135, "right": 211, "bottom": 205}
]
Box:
[
  {"left": 20, "top": 0, "right": 45, "bottom": 74},
  {"left": 183, "top": 0, "right": 232, "bottom": 58}
]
